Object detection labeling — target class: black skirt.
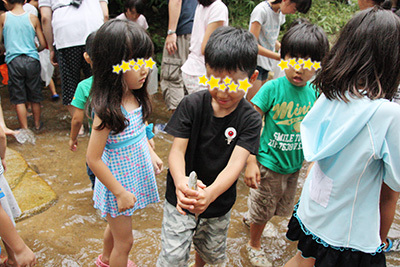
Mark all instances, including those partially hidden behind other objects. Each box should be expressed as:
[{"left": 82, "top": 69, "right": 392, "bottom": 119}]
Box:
[{"left": 286, "top": 209, "right": 386, "bottom": 267}]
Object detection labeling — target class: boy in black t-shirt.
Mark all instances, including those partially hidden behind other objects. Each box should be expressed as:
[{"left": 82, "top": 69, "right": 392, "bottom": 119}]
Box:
[{"left": 157, "top": 26, "right": 262, "bottom": 267}]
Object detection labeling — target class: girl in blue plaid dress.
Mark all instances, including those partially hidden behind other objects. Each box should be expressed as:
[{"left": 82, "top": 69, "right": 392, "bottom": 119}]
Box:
[{"left": 87, "top": 20, "right": 163, "bottom": 267}]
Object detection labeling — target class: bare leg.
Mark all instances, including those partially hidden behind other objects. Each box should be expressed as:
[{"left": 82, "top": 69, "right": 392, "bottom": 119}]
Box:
[
  {"left": 31, "top": 102, "right": 41, "bottom": 130},
  {"left": 15, "top": 104, "right": 28, "bottom": 129},
  {"left": 0, "top": 104, "right": 18, "bottom": 136},
  {"left": 100, "top": 224, "right": 114, "bottom": 264},
  {"left": 246, "top": 79, "right": 266, "bottom": 102},
  {"left": 284, "top": 251, "right": 315, "bottom": 267},
  {"left": 107, "top": 215, "right": 134, "bottom": 267},
  {"left": 194, "top": 251, "right": 206, "bottom": 267},
  {"left": 249, "top": 222, "right": 267, "bottom": 249},
  {"left": 48, "top": 79, "right": 57, "bottom": 96}
]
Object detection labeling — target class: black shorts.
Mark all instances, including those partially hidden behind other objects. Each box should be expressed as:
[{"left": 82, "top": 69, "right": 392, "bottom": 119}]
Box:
[
  {"left": 7, "top": 55, "right": 43, "bottom": 104},
  {"left": 56, "top": 45, "right": 92, "bottom": 105},
  {"left": 256, "top": 65, "right": 269, "bottom": 81}
]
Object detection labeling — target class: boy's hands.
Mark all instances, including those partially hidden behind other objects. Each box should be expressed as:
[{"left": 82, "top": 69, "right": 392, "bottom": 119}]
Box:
[
  {"left": 14, "top": 244, "right": 36, "bottom": 267},
  {"left": 116, "top": 191, "right": 136, "bottom": 212},
  {"left": 175, "top": 179, "right": 206, "bottom": 215},
  {"left": 190, "top": 186, "right": 213, "bottom": 214},
  {"left": 244, "top": 161, "right": 261, "bottom": 189}
]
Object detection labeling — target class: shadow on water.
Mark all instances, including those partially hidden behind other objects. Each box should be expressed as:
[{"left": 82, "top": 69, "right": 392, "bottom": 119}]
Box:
[{"left": 1, "top": 87, "right": 400, "bottom": 266}]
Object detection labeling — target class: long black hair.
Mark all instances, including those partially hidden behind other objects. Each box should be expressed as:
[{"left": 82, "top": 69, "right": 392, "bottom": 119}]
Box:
[
  {"left": 313, "top": 7, "right": 400, "bottom": 101},
  {"left": 90, "top": 19, "right": 154, "bottom": 134}
]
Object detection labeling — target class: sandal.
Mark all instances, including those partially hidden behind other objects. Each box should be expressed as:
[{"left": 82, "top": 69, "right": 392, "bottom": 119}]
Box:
[
  {"left": 95, "top": 255, "right": 109, "bottom": 267},
  {"left": 95, "top": 255, "right": 138, "bottom": 267},
  {"left": 246, "top": 244, "right": 272, "bottom": 267}
]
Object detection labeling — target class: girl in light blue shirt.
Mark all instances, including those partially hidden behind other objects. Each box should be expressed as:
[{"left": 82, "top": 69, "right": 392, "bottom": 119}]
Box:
[{"left": 285, "top": 7, "right": 400, "bottom": 267}]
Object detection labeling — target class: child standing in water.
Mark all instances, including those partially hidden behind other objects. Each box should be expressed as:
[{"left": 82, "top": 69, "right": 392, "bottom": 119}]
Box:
[
  {"left": 86, "top": 20, "right": 163, "bottom": 267},
  {"left": 285, "top": 7, "right": 400, "bottom": 267},
  {"left": 246, "top": 0, "right": 312, "bottom": 101}
]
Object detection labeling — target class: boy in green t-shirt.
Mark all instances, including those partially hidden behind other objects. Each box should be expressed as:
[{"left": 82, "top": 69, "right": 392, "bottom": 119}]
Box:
[
  {"left": 69, "top": 32, "right": 96, "bottom": 188},
  {"left": 244, "top": 22, "right": 329, "bottom": 267}
]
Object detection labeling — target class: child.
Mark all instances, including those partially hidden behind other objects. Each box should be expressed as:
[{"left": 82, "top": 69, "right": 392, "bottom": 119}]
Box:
[
  {"left": 69, "top": 32, "right": 96, "bottom": 189},
  {"left": 0, "top": 125, "right": 23, "bottom": 266},
  {"left": 86, "top": 20, "right": 163, "bottom": 267},
  {"left": 285, "top": 7, "right": 400, "bottom": 267},
  {"left": 157, "top": 26, "right": 262, "bottom": 267},
  {"left": 181, "top": 0, "right": 228, "bottom": 95},
  {"left": 0, "top": 0, "right": 46, "bottom": 131},
  {"left": 116, "top": 0, "right": 159, "bottom": 96},
  {"left": 246, "top": 0, "right": 311, "bottom": 101},
  {"left": 116, "top": 0, "right": 148, "bottom": 30},
  {"left": 244, "top": 22, "right": 329, "bottom": 267}
]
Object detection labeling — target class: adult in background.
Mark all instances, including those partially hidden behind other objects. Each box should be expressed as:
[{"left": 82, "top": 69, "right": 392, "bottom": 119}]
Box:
[
  {"left": 39, "top": 0, "right": 108, "bottom": 117},
  {"left": 161, "top": 0, "right": 197, "bottom": 112}
]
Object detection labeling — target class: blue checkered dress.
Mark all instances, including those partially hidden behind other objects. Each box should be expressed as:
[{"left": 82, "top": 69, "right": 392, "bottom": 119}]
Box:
[{"left": 93, "top": 106, "right": 159, "bottom": 217}]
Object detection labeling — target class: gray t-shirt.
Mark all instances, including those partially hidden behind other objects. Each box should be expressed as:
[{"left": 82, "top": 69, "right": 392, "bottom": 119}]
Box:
[{"left": 249, "top": 1, "right": 285, "bottom": 71}]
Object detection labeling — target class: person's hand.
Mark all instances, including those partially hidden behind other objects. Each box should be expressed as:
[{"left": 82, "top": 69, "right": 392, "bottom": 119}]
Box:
[
  {"left": 1, "top": 158, "right": 6, "bottom": 172},
  {"left": 275, "top": 41, "right": 281, "bottom": 52},
  {"left": 50, "top": 50, "right": 58, "bottom": 66},
  {"left": 69, "top": 138, "right": 78, "bottom": 152},
  {"left": 151, "top": 153, "right": 163, "bottom": 175},
  {"left": 14, "top": 244, "right": 36, "bottom": 267},
  {"left": 244, "top": 162, "right": 261, "bottom": 189},
  {"left": 175, "top": 178, "right": 199, "bottom": 215},
  {"left": 165, "top": 33, "right": 177, "bottom": 55},
  {"left": 190, "top": 186, "right": 213, "bottom": 214},
  {"left": 116, "top": 191, "right": 136, "bottom": 212}
]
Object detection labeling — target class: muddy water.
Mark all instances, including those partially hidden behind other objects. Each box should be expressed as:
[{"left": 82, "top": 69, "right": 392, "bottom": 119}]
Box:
[{"left": 2, "top": 88, "right": 400, "bottom": 267}]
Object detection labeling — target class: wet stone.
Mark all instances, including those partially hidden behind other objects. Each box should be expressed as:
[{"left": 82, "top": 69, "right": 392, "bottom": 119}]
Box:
[{"left": 5, "top": 148, "right": 57, "bottom": 221}]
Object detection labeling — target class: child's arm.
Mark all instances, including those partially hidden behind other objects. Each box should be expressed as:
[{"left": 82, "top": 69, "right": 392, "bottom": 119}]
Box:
[
  {"left": 250, "top": 21, "right": 280, "bottom": 61},
  {"left": 31, "top": 14, "right": 47, "bottom": 52},
  {"left": 244, "top": 104, "right": 264, "bottom": 189},
  {"left": 69, "top": 107, "right": 84, "bottom": 151},
  {"left": 201, "top": 21, "right": 225, "bottom": 55},
  {"left": 244, "top": 155, "right": 260, "bottom": 189},
  {"left": 169, "top": 137, "right": 200, "bottom": 215},
  {"left": 86, "top": 115, "right": 136, "bottom": 212},
  {"left": 192, "top": 145, "right": 250, "bottom": 214},
  {"left": 380, "top": 182, "right": 400, "bottom": 245},
  {"left": 0, "top": 204, "right": 36, "bottom": 266},
  {"left": 146, "top": 139, "right": 163, "bottom": 175}
]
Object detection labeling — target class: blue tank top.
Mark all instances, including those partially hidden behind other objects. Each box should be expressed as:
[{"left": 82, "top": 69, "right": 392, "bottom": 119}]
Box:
[{"left": 3, "top": 12, "right": 39, "bottom": 64}]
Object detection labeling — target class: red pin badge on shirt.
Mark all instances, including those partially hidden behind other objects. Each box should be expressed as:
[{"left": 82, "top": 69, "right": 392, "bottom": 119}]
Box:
[{"left": 225, "top": 127, "right": 237, "bottom": 145}]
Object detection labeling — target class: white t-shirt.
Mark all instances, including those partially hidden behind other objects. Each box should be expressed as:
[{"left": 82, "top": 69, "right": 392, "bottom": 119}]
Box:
[
  {"left": 115, "top": 13, "right": 148, "bottom": 30},
  {"left": 38, "top": 0, "right": 106, "bottom": 49},
  {"left": 249, "top": 1, "right": 285, "bottom": 71},
  {"left": 181, "top": 0, "right": 228, "bottom": 76},
  {"left": 23, "top": 3, "right": 38, "bottom": 17}
]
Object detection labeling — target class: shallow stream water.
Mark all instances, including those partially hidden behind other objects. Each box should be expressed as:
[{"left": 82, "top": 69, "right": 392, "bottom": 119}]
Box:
[{"left": 2, "top": 88, "right": 400, "bottom": 266}]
